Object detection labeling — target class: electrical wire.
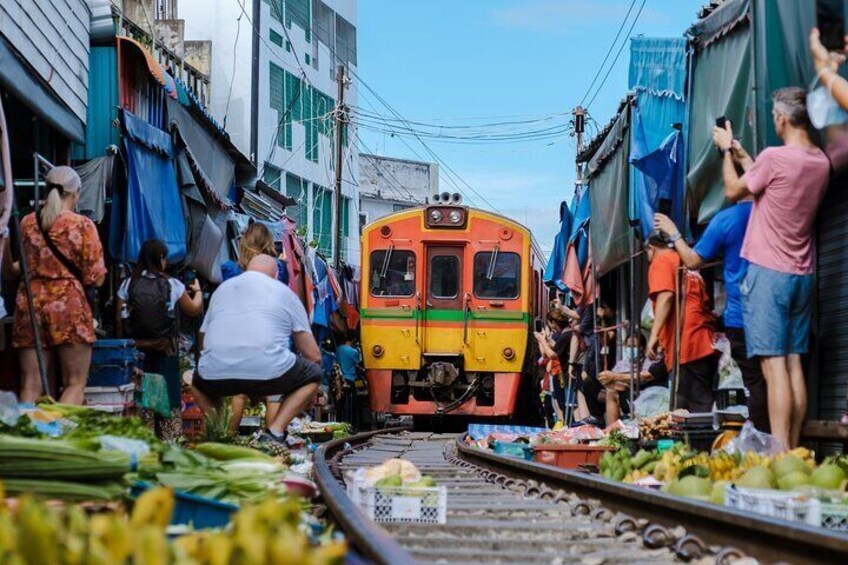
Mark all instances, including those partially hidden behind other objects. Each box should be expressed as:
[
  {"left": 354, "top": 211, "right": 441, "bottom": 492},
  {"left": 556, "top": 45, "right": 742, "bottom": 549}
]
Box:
[
  {"left": 584, "top": 0, "right": 647, "bottom": 110},
  {"left": 350, "top": 68, "right": 500, "bottom": 213},
  {"left": 579, "top": 0, "right": 638, "bottom": 108},
  {"left": 223, "top": 0, "right": 245, "bottom": 128}
]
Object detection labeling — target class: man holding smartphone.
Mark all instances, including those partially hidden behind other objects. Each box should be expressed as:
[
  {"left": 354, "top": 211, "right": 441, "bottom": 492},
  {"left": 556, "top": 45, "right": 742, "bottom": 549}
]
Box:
[{"left": 714, "top": 88, "right": 830, "bottom": 448}]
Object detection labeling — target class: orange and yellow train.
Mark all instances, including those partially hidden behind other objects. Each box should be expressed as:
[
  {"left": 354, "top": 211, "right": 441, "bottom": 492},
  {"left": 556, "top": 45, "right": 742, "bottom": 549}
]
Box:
[{"left": 360, "top": 194, "right": 547, "bottom": 420}]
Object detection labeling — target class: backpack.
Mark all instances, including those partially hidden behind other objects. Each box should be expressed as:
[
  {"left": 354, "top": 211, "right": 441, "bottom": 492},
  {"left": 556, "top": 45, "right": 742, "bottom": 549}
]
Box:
[{"left": 127, "top": 274, "right": 176, "bottom": 340}]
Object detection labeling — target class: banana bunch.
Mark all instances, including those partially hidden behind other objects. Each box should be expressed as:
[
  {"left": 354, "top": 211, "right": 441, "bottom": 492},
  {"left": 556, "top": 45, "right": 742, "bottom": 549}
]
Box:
[
  {"left": 706, "top": 452, "right": 740, "bottom": 481},
  {"left": 0, "top": 484, "right": 347, "bottom": 565},
  {"left": 601, "top": 448, "right": 662, "bottom": 482},
  {"left": 174, "top": 497, "right": 347, "bottom": 565},
  {"left": 651, "top": 444, "right": 693, "bottom": 483}
]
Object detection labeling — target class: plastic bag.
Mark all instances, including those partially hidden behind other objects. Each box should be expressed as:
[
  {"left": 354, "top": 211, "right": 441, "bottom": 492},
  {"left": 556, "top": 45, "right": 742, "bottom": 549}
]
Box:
[
  {"left": 714, "top": 333, "right": 743, "bottom": 390},
  {"left": 633, "top": 386, "right": 670, "bottom": 418},
  {"left": 640, "top": 299, "right": 654, "bottom": 332},
  {"left": 100, "top": 435, "right": 150, "bottom": 457},
  {"left": 721, "top": 420, "right": 786, "bottom": 455},
  {"left": 0, "top": 391, "right": 20, "bottom": 426}
]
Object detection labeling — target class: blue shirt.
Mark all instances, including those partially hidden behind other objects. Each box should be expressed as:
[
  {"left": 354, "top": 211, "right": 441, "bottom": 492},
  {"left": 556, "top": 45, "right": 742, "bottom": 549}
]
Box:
[
  {"left": 693, "top": 201, "right": 752, "bottom": 329},
  {"left": 336, "top": 344, "right": 361, "bottom": 382},
  {"left": 220, "top": 258, "right": 289, "bottom": 285}
]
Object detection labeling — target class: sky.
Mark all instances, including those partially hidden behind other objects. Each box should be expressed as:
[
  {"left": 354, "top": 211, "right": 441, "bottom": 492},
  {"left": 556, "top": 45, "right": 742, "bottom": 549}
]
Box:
[{"left": 356, "top": 0, "right": 703, "bottom": 255}]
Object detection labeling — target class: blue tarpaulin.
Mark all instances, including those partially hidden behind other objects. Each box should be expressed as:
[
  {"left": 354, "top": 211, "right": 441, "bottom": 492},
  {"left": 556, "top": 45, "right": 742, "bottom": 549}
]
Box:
[
  {"left": 570, "top": 184, "right": 591, "bottom": 269},
  {"left": 628, "top": 37, "right": 688, "bottom": 239},
  {"left": 113, "top": 110, "right": 186, "bottom": 262},
  {"left": 543, "top": 201, "right": 571, "bottom": 291}
]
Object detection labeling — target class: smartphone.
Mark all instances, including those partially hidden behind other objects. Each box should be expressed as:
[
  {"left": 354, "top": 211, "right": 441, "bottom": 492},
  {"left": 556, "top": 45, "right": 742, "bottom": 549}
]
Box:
[
  {"left": 818, "top": 0, "right": 846, "bottom": 52},
  {"left": 658, "top": 198, "right": 672, "bottom": 216},
  {"left": 534, "top": 319, "right": 543, "bottom": 333},
  {"left": 715, "top": 116, "right": 729, "bottom": 130}
]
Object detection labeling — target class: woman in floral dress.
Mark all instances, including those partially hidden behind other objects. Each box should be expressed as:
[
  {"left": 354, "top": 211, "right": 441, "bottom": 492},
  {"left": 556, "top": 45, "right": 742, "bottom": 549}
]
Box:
[{"left": 13, "top": 166, "right": 106, "bottom": 404}]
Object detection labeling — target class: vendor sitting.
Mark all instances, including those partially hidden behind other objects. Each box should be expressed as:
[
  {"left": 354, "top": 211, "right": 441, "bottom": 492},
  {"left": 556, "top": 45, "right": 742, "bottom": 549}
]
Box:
[
  {"left": 599, "top": 332, "right": 669, "bottom": 425},
  {"left": 192, "top": 255, "right": 322, "bottom": 446}
]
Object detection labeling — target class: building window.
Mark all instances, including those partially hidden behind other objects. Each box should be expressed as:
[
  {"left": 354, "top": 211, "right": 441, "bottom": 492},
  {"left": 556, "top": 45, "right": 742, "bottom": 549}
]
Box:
[
  {"left": 312, "top": 0, "right": 335, "bottom": 50},
  {"left": 304, "top": 53, "right": 310, "bottom": 65},
  {"left": 285, "top": 40, "right": 291, "bottom": 52},
  {"left": 270, "top": 29, "right": 284, "bottom": 48},
  {"left": 335, "top": 15, "right": 357, "bottom": 66},
  {"left": 359, "top": 213, "right": 368, "bottom": 233},
  {"left": 263, "top": 163, "right": 283, "bottom": 190},
  {"left": 285, "top": 173, "right": 308, "bottom": 227},
  {"left": 312, "top": 185, "right": 332, "bottom": 256},
  {"left": 269, "top": 63, "right": 335, "bottom": 162},
  {"left": 265, "top": 0, "right": 284, "bottom": 25},
  {"left": 286, "top": 0, "right": 311, "bottom": 41}
]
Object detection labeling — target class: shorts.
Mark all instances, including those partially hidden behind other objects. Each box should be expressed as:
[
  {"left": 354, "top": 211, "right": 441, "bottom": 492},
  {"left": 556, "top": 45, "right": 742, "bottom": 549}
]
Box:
[
  {"left": 193, "top": 356, "right": 322, "bottom": 399},
  {"left": 741, "top": 264, "right": 813, "bottom": 357}
]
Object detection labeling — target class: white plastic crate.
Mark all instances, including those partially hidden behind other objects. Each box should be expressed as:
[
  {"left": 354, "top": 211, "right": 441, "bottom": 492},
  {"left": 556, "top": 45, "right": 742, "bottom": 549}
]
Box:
[
  {"left": 347, "top": 477, "right": 447, "bottom": 524},
  {"left": 725, "top": 485, "right": 819, "bottom": 526},
  {"left": 84, "top": 384, "right": 135, "bottom": 410}
]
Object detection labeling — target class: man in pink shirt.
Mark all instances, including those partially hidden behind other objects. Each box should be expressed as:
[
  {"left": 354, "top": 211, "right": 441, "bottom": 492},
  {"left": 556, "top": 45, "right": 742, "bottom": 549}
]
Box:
[{"left": 714, "top": 87, "right": 830, "bottom": 448}]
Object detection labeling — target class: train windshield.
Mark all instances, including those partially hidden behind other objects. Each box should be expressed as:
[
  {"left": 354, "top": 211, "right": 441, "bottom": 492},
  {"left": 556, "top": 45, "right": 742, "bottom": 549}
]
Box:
[
  {"left": 473, "top": 252, "right": 520, "bottom": 299},
  {"left": 370, "top": 250, "right": 416, "bottom": 297},
  {"left": 429, "top": 255, "right": 460, "bottom": 298}
]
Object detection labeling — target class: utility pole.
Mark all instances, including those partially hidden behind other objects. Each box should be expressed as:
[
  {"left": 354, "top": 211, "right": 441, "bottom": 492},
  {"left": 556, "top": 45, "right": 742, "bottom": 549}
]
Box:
[
  {"left": 332, "top": 64, "right": 347, "bottom": 270},
  {"left": 573, "top": 106, "right": 586, "bottom": 183}
]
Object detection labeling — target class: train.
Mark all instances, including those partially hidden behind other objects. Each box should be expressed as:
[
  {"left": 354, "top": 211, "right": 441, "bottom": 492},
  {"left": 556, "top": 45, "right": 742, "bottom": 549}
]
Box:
[{"left": 359, "top": 192, "right": 547, "bottom": 421}]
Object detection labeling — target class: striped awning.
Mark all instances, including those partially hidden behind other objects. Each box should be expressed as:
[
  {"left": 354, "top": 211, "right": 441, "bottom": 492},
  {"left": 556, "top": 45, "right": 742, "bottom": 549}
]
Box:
[{"left": 116, "top": 36, "right": 177, "bottom": 99}]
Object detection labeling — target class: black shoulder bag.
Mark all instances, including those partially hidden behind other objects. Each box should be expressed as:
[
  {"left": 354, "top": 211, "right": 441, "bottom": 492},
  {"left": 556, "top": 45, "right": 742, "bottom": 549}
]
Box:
[{"left": 36, "top": 217, "right": 97, "bottom": 313}]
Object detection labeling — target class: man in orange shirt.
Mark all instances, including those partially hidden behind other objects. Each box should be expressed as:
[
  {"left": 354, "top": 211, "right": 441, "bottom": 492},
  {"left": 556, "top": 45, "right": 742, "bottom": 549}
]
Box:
[{"left": 645, "top": 232, "right": 718, "bottom": 413}]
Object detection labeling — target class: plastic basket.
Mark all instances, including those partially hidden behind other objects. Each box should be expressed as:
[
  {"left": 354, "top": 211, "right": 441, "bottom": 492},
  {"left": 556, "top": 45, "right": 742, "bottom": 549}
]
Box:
[
  {"left": 182, "top": 410, "right": 204, "bottom": 440},
  {"left": 347, "top": 478, "right": 447, "bottom": 524},
  {"left": 724, "top": 485, "right": 819, "bottom": 526},
  {"left": 532, "top": 444, "right": 616, "bottom": 469},
  {"left": 492, "top": 440, "right": 533, "bottom": 461},
  {"left": 85, "top": 384, "right": 135, "bottom": 407},
  {"left": 819, "top": 502, "right": 848, "bottom": 532},
  {"left": 89, "top": 339, "right": 141, "bottom": 386},
  {"left": 131, "top": 482, "right": 237, "bottom": 528}
]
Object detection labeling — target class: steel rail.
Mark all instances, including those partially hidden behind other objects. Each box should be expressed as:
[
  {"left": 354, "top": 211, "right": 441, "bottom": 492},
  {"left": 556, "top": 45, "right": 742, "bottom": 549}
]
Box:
[
  {"left": 313, "top": 427, "right": 414, "bottom": 565},
  {"left": 456, "top": 435, "right": 848, "bottom": 565}
]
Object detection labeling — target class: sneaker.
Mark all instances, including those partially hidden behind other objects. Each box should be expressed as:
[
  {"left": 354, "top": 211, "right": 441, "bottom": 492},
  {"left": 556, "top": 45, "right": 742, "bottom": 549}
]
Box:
[
  {"left": 256, "top": 429, "right": 288, "bottom": 447},
  {"left": 570, "top": 416, "right": 603, "bottom": 428}
]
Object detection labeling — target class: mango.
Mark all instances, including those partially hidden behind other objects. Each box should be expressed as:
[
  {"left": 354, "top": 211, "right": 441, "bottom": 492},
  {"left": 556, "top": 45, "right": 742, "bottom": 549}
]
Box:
[{"left": 737, "top": 465, "right": 775, "bottom": 489}]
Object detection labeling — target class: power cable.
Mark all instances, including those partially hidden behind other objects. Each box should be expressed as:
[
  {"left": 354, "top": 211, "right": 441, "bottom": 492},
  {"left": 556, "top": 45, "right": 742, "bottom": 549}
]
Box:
[
  {"left": 579, "top": 0, "right": 637, "bottom": 108},
  {"left": 584, "top": 0, "right": 647, "bottom": 109},
  {"left": 351, "top": 69, "right": 499, "bottom": 213}
]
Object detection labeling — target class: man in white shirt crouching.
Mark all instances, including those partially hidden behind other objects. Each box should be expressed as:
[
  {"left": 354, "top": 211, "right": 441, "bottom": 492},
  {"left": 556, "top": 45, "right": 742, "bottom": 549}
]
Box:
[{"left": 192, "top": 255, "right": 321, "bottom": 445}]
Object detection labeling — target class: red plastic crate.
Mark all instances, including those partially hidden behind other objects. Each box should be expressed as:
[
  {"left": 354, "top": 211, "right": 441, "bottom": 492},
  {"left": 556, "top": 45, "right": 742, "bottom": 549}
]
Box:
[{"left": 532, "top": 444, "right": 616, "bottom": 469}]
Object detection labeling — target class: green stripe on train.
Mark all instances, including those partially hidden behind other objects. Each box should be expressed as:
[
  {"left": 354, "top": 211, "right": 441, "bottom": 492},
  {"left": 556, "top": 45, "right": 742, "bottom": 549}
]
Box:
[{"left": 361, "top": 308, "right": 530, "bottom": 323}]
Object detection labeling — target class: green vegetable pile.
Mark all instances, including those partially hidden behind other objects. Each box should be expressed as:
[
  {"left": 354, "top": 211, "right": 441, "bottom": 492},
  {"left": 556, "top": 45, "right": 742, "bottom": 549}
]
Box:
[
  {"left": 135, "top": 444, "right": 289, "bottom": 504},
  {"left": 0, "top": 434, "right": 157, "bottom": 501}
]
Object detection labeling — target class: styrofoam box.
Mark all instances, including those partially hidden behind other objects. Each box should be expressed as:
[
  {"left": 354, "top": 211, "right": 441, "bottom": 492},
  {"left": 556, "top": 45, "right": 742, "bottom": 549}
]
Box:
[{"left": 84, "top": 384, "right": 135, "bottom": 408}]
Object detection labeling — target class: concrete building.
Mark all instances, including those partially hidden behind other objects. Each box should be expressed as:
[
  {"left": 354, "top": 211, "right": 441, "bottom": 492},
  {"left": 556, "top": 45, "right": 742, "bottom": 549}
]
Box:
[
  {"left": 181, "top": 0, "right": 360, "bottom": 265},
  {"left": 358, "top": 154, "right": 438, "bottom": 230}
]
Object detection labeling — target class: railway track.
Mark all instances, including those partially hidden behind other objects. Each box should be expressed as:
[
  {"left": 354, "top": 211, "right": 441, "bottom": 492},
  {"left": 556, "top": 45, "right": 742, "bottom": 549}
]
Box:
[{"left": 314, "top": 429, "right": 848, "bottom": 565}]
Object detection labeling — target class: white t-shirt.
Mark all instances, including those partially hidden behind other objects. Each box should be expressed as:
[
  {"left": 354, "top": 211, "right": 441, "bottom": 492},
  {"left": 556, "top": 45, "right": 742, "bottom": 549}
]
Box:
[
  {"left": 198, "top": 271, "right": 311, "bottom": 381},
  {"left": 117, "top": 272, "right": 186, "bottom": 318}
]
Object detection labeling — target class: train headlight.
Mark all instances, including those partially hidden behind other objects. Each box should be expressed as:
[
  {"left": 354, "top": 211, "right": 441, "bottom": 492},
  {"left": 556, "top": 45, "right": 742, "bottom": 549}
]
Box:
[
  {"left": 429, "top": 209, "right": 443, "bottom": 223},
  {"left": 372, "top": 344, "right": 385, "bottom": 358},
  {"left": 449, "top": 210, "right": 462, "bottom": 224},
  {"left": 502, "top": 347, "right": 515, "bottom": 360}
]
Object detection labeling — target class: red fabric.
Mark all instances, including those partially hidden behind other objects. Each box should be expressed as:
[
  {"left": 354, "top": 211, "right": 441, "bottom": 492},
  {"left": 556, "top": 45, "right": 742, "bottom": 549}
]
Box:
[{"left": 648, "top": 251, "right": 715, "bottom": 370}]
